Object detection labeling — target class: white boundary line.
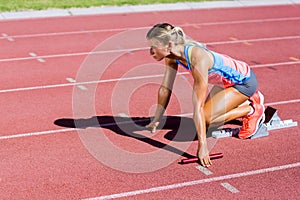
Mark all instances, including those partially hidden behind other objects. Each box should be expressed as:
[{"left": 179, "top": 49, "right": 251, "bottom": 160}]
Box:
[
  {"left": 265, "top": 99, "right": 300, "bottom": 106},
  {"left": 0, "top": 17, "right": 299, "bottom": 40},
  {"left": 0, "top": 46, "right": 151, "bottom": 62},
  {"left": 209, "top": 35, "right": 300, "bottom": 45},
  {"left": 250, "top": 61, "right": 300, "bottom": 68},
  {"left": 0, "top": 99, "right": 298, "bottom": 141},
  {"left": 1, "top": 0, "right": 299, "bottom": 21},
  {"left": 83, "top": 162, "right": 300, "bottom": 200},
  {"left": 0, "top": 60, "right": 299, "bottom": 94},
  {"left": 1, "top": 34, "right": 300, "bottom": 63},
  {"left": 0, "top": 128, "right": 76, "bottom": 140},
  {"left": 0, "top": 48, "right": 128, "bottom": 62},
  {"left": 0, "top": 72, "right": 173, "bottom": 93}
]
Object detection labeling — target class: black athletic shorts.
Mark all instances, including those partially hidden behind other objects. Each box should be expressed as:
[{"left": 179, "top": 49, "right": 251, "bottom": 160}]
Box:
[{"left": 233, "top": 70, "right": 258, "bottom": 97}]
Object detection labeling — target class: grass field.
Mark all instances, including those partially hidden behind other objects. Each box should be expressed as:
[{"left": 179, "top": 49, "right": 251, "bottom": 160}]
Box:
[{"left": 0, "top": 0, "right": 224, "bottom": 12}]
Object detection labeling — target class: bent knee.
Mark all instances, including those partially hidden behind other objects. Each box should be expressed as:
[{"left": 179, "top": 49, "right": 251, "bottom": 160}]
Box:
[{"left": 204, "top": 111, "right": 214, "bottom": 126}]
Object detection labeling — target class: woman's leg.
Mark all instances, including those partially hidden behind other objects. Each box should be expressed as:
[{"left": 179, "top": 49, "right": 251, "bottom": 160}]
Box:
[
  {"left": 210, "top": 104, "right": 250, "bottom": 124},
  {"left": 204, "top": 87, "right": 250, "bottom": 127}
]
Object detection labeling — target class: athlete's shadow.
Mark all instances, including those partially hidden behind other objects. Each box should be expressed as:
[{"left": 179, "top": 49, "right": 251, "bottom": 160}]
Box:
[{"left": 54, "top": 115, "right": 199, "bottom": 158}]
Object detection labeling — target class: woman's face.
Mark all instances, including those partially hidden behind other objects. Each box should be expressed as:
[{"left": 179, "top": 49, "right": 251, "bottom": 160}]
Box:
[{"left": 147, "top": 39, "right": 169, "bottom": 61}]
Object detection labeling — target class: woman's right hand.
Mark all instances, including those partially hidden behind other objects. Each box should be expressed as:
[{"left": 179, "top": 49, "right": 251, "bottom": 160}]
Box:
[
  {"left": 197, "top": 143, "right": 212, "bottom": 168},
  {"left": 145, "top": 121, "right": 160, "bottom": 133}
]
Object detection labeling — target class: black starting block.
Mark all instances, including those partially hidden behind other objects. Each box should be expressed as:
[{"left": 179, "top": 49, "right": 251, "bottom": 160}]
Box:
[{"left": 212, "top": 106, "right": 298, "bottom": 139}]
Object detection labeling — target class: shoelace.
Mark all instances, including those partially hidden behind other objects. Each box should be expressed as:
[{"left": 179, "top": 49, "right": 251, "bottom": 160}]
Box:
[{"left": 241, "top": 115, "right": 251, "bottom": 131}]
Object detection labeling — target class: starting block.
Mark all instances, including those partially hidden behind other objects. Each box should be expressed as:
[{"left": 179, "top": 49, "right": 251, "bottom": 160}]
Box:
[
  {"left": 212, "top": 106, "right": 298, "bottom": 139},
  {"left": 264, "top": 106, "right": 298, "bottom": 130}
]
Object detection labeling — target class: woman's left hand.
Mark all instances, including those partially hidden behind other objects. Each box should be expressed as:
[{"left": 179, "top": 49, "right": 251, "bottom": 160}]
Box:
[{"left": 145, "top": 121, "right": 160, "bottom": 133}]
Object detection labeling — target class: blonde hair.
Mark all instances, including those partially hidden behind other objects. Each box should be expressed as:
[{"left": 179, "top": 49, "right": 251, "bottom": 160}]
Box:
[{"left": 146, "top": 23, "right": 205, "bottom": 47}]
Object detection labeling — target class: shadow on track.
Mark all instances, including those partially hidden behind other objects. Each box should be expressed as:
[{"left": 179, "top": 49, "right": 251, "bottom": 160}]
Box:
[{"left": 54, "top": 115, "right": 198, "bottom": 158}]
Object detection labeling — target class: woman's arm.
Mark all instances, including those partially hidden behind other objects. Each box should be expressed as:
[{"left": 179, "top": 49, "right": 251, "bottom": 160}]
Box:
[
  {"left": 190, "top": 47, "right": 213, "bottom": 167},
  {"left": 146, "top": 58, "right": 178, "bottom": 133}
]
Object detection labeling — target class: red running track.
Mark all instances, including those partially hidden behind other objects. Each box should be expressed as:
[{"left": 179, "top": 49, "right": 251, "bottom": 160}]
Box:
[{"left": 0, "top": 4, "right": 299, "bottom": 200}]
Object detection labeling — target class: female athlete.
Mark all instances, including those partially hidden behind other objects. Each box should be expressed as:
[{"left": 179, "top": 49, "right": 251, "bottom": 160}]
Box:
[{"left": 145, "top": 23, "right": 265, "bottom": 167}]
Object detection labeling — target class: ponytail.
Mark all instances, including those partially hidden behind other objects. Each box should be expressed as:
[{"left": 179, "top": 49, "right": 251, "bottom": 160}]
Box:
[
  {"left": 147, "top": 23, "right": 205, "bottom": 47},
  {"left": 169, "top": 26, "right": 185, "bottom": 45}
]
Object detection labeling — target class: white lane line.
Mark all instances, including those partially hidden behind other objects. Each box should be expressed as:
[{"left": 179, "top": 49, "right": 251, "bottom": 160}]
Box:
[
  {"left": 29, "top": 52, "right": 45, "bottom": 63},
  {"left": 251, "top": 61, "right": 300, "bottom": 68},
  {"left": 220, "top": 182, "right": 240, "bottom": 193},
  {"left": 0, "top": 60, "right": 299, "bottom": 94},
  {"left": 0, "top": 72, "right": 172, "bottom": 94},
  {"left": 66, "top": 77, "right": 88, "bottom": 91},
  {"left": 265, "top": 99, "right": 300, "bottom": 106},
  {"left": 83, "top": 162, "right": 300, "bottom": 200},
  {"left": 1, "top": 35, "right": 299, "bottom": 63},
  {"left": 196, "top": 165, "right": 213, "bottom": 175},
  {"left": 0, "top": 16, "right": 299, "bottom": 40},
  {"left": 0, "top": 81, "right": 77, "bottom": 93},
  {"left": 0, "top": 128, "right": 76, "bottom": 140},
  {"left": 185, "top": 17, "right": 300, "bottom": 27},
  {"left": 0, "top": 99, "right": 298, "bottom": 141},
  {"left": 0, "top": 47, "right": 145, "bottom": 62},
  {"left": 1, "top": 33, "right": 14, "bottom": 41},
  {"left": 266, "top": 99, "right": 300, "bottom": 106},
  {"left": 209, "top": 35, "right": 300, "bottom": 46}
]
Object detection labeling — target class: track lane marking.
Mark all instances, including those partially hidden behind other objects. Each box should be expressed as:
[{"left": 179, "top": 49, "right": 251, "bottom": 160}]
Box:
[
  {"left": 0, "top": 99, "right": 298, "bottom": 141},
  {"left": 289, "top": 57, "right": 299, "bottom": 61},
  {"left": 0, "top": 17, "right": 299, "bottom": 40},
  {"left": 1, "top": 35, "right": 300, "bottom": 62},
  {"left": 0, "top": 60, "right": 299, "bottom": 94},
  {"left": 66, "top": 78, "right": 88, "bottom": 90},
  {"left": 29, "top": 52, "right": 46, "bottom": 63},
  {"left": 83, "top": 162, "right": 300, "bottom": 200},
  {"left": 118, "top": 113, "right": 130, "bottom": 118},
  {"left": 1, "top": 33, "right": 14, "bottom": 41},
  {"left": 220, "top": 182, "right": 240, "bottom": 193},
  {"left": 196, "top": 165, "right": 213, "bottom": 175}
]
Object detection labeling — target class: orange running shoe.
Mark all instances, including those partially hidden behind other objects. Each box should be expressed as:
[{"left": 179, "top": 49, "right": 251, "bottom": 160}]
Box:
[
  {"left": 249, "top": 90, "right": 263, "bottom": 105},
  {"left": 238, "top": 91, "right": 265, "bottom": 139}
]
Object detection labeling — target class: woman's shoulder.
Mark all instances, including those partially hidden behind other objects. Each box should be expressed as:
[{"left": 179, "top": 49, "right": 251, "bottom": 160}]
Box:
[
  {"left": 189, "top": 45, "right": 211, "bottom": 59},
  {"left": 188, "top": 45, "right": 214, "bottom": 69}
]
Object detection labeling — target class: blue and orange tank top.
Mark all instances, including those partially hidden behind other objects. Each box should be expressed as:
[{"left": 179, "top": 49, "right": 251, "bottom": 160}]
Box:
[{"left": 176, "top": 45, "right": 251, "bottom": 88}]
